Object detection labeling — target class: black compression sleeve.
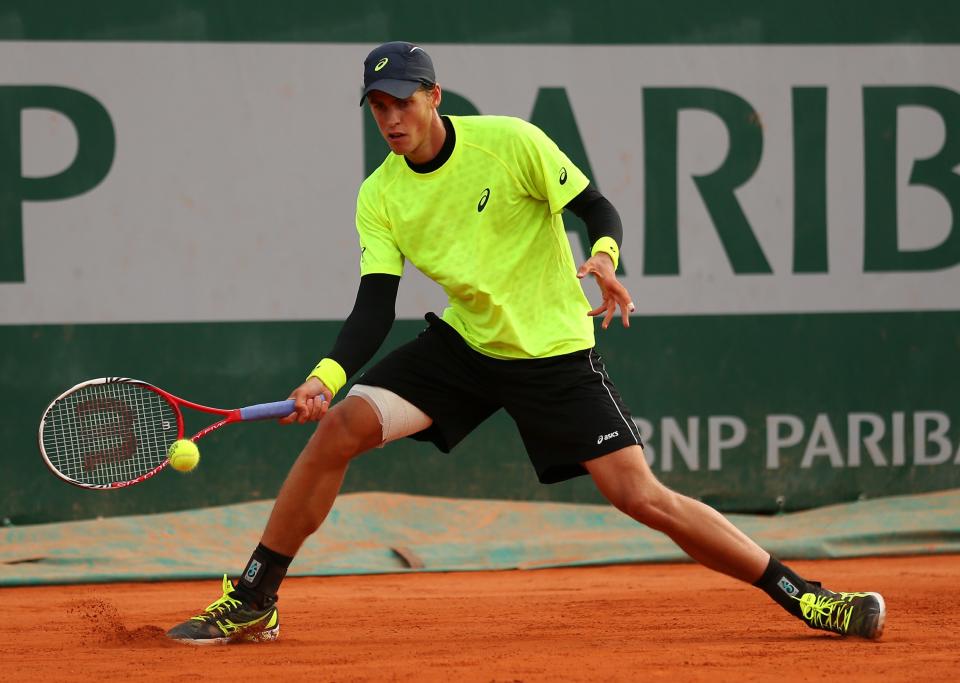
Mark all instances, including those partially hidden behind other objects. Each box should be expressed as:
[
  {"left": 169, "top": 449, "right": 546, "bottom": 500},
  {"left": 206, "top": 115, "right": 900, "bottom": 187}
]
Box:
[
  {"left": 326, "top": 273, "right": 400, "bottom": 378},
  {"left": 565, "top": 185, "right": 624, "bottom": 247}
]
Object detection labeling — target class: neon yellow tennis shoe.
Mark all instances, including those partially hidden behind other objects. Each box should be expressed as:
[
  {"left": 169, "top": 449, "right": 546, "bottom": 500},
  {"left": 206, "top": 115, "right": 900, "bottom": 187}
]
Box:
[
  {"left": 166, "top": 574, "right": 279, "bottom": 645},
  {"left": 796, "top": 583, "right": 886, "bottom": 639}
]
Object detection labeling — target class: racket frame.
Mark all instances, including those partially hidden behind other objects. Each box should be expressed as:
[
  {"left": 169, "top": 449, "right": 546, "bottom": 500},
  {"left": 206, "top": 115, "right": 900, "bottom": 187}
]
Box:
[{"left": 38, "top": 377, "right": 292, "bottom": 490}]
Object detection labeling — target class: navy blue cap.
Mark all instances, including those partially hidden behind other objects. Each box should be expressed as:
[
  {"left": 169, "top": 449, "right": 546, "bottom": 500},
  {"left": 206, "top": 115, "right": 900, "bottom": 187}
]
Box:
[{"left": 360, "top": 41, "right": 436, "bottom": 106}]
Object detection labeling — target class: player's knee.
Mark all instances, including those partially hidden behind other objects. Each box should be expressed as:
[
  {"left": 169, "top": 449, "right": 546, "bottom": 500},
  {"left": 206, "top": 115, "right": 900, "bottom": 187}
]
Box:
[
  {"left": 618, "top": 485, "right": 677, "bottom": 531},
  {"left": 307, "top": 406, "right": 381, "bottom": 465}
]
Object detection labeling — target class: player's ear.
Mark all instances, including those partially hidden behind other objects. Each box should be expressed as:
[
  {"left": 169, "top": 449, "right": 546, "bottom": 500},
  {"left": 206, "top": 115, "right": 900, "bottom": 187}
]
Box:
[{"left": 432, "top": 83, "right": 442, "bottom": 109}]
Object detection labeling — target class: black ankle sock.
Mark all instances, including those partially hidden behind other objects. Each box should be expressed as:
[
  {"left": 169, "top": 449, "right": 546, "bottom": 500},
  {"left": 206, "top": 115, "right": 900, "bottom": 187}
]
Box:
[
  {"left": 234, "top": 543, "right": 293, "bottom": 609},
  {"left": 753, "top": 556, "right": 813, "bottom": 620}
]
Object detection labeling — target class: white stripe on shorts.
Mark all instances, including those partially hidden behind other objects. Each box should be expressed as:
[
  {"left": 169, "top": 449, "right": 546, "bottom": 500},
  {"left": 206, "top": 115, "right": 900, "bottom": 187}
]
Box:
[{"left": 588, "top": 353, "right": 640, "bottom": 444}]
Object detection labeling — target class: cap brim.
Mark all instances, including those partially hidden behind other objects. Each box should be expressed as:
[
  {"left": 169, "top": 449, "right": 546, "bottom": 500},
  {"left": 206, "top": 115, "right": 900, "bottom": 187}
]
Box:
[{"left": 359, "top": 79, "right": 422, "bottom": 106}]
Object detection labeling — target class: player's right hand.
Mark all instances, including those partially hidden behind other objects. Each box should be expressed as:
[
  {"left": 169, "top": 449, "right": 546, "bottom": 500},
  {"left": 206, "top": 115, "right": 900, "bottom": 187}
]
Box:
[{"left": 281, "top": 376, "right": 332, "bottom": 424}]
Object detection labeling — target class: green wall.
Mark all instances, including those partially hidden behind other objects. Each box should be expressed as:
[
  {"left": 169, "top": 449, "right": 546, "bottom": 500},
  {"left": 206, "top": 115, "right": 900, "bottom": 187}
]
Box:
[
  {"left": 6, "top": 312, "right": 959, "bottom": 523},
  {"left": 2, "top": 1, "right": 959, "bottom": 522},
  {"left": 0, "top": 1, "right": 956, "bottom": 44}
]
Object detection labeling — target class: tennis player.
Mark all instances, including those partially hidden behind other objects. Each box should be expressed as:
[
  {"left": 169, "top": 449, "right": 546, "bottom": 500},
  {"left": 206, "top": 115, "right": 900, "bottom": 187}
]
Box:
[{"left": 167, "top": 42, "right": 885, "bottom": 643}]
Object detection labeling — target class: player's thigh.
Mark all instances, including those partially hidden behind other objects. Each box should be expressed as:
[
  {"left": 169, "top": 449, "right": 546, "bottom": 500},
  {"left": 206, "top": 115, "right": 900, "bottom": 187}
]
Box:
[
  {"left": 357, "top": 314, "right": 500, "bottom": 452},
  {"left": 582, "top": 444, "right": 664, "bottom": 512},
  {"left": 347, "top": 384, "right": 433, "bottom": 446}
]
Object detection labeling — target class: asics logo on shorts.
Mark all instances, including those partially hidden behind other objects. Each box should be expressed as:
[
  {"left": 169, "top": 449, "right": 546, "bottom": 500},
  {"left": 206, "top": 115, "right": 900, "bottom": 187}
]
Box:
[{"left": 597, "top": 431, "right": 619, "bottom": 444}]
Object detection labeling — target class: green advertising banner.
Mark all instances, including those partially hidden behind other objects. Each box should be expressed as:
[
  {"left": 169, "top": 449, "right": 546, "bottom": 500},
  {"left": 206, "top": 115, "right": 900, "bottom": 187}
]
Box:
[{"left": 1, "top": 2, "right": 958, "bottom": 522}]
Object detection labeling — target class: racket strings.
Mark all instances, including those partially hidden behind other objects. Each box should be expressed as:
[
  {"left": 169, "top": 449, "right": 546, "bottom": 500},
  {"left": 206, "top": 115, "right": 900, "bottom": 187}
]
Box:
[{"left": 41, "top": 382, "right": 179, "bottom": 487}]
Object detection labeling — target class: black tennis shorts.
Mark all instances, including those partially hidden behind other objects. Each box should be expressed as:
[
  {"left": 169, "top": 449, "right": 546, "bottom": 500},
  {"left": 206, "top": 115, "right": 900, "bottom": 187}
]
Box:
[{"left": 357, "top": 313, "right": 643, "bottom": 484}]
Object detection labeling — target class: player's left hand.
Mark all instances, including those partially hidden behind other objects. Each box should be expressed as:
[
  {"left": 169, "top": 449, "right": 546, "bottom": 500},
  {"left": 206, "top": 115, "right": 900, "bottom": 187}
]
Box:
[{"left": 577, "top": 253, "right": 635, "bottom": 329}]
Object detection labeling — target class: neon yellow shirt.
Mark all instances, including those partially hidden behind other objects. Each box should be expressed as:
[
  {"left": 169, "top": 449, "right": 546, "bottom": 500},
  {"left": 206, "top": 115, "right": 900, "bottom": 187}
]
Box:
[{"left": 356, "top": 115, "right": 593, "bottom": 359}]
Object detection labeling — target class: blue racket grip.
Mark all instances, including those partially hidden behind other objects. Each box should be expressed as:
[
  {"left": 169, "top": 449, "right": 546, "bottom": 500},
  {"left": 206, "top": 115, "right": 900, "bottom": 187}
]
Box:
[{"left": 239, "top": 399, "right": 296, "bottom": 421}]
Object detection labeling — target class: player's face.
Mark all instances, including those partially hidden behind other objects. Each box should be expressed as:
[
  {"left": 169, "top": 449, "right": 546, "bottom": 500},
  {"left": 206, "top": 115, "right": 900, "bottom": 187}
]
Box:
[{"left": 367, "top": 87, "right": 442, "bottom": 163}]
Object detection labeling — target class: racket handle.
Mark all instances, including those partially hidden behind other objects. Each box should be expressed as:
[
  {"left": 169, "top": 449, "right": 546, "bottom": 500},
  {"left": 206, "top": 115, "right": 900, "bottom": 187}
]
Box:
[{"left": 239, "top": 399, "right": 296, "bottom": 421}]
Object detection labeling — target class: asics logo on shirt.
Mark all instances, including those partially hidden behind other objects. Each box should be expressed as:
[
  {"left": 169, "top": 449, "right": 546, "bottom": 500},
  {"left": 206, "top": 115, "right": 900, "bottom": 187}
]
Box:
[
  {"left": 559, "top": 167, "right": 568, "bottom": 185},
  {"left": 477, "top": 188, "right": 491, "bottom": 212}
]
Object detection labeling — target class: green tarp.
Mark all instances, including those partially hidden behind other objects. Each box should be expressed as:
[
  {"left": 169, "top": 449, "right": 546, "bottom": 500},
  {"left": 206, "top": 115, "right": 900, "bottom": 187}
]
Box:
[{"left": 2, "top": 489, "right": 959, "bottom": 586}]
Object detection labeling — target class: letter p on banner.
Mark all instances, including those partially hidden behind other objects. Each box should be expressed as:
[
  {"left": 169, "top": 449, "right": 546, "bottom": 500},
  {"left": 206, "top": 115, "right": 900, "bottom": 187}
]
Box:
[{"left": 0, "top": 86, "right": 115, "bottom": 282}]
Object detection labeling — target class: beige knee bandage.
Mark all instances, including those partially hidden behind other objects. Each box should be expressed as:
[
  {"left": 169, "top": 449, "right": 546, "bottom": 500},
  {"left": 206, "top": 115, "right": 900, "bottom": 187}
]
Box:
[{"left": 346, "top": 384, "right": 433, "bottom": 446}]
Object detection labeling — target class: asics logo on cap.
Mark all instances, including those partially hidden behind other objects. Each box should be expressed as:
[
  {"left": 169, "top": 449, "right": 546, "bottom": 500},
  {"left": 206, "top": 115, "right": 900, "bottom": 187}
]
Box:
[{"left": 360, "top": 42, "right": 436, "bottom": 106}]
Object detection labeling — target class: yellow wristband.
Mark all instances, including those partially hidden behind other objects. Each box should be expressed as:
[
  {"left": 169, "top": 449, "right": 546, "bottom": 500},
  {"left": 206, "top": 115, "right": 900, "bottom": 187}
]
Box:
[
  {"left": 307, "top": 358, "right": 347, "bottom": 397},
  {"left": 591, "top": 236, "right": 620, "bottom": 270}
]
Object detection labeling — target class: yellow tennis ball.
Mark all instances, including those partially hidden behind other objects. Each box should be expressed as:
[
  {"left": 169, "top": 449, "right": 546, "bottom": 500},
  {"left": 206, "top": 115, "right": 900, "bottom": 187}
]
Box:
[{"left": 167, "top": 439, "right": 200, "bottom": 472}]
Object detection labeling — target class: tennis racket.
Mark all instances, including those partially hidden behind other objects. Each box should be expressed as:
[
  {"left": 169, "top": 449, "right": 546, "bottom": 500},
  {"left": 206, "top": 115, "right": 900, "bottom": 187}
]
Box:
[{"left": 38, "top": 377, "right": 295, "bottom": 490}]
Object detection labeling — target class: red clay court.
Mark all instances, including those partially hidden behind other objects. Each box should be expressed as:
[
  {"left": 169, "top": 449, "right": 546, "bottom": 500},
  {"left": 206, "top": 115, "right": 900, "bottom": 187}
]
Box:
[{"left": 4, "top": 554, "right": 958, "bottom": 682}]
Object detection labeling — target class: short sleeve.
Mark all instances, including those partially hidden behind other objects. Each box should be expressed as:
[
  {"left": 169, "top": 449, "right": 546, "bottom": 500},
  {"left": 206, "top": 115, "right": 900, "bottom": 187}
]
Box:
[
  {"left": 356, "top": 180, "right": 405, "bottom": 277},
  {"left": 512, "top": 119, "right": 590, "bottom": 215}
]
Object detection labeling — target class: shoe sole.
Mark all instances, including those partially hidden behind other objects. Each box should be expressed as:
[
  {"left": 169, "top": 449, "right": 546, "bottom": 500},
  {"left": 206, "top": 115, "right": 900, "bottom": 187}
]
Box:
[
  {"left": 868, "top": 592, "right": 886, "bottom": 640},
  {"left": 171, "top": 624, "right": 279, "bottom": 646}
]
